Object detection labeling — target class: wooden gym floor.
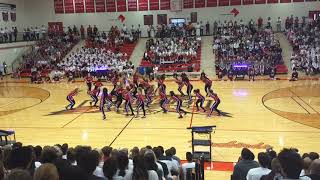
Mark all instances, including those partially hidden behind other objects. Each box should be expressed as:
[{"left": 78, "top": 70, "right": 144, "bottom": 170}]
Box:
[{"left": 1, "top": 78, "right": 320, "bottom": 179}]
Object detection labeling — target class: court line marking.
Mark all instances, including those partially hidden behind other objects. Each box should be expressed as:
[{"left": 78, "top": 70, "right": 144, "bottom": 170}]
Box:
[
  {"left": 290, "top": 97, "right": 311, "bottom": 114},
  {"left": 0, "top": 98, "right": 23, "bottom": 108},
  {"left": 61, "top": 107, "right": 93, "bottom": 128},
  {"left": 109, "top": 115, "right": 135, "bottom": 146},
  {"left": 289, "top": 89, "right": 319, "bottom": 114},
  {"left": 3, "top": 126, "right": 320, "bottom": 133}
]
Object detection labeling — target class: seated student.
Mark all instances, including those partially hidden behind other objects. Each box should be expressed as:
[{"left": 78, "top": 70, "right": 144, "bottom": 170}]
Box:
[
  {"left": 246, "top": 152, "right": 271, "bottom": 180},
  {"left": 290, "top": 69, "right": 299, "bottom": 81},
  {"left": 181, "top": 152, "right": 195, "bottom": 180},
  {"left": 269, "top": 68, "right": 276, "bottom": 80}
]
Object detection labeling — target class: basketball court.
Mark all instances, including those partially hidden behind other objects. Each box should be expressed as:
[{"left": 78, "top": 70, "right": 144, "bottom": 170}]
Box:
[{"left": 1, "top": 78, "right": 320, "bottom": 178}]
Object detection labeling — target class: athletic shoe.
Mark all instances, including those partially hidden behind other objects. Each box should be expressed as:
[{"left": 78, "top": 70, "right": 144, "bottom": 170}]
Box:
[{"left": 142, "top": 116, "right": 146, "bottom": 118}]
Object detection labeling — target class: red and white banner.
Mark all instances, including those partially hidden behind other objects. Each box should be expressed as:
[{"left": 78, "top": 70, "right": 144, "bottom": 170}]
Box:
[
  {"left": 242, "top": 0, "right": 253, "bottom": 4},
  {"left": 139, "top": 0, "right": 148, "bottom": 11},
  {"left": 255, "top": 0, "right": 266, "bottom": 4},
  {"left": 96, "top": 0, "right": 106, "bottom": 12},
  {"left": 183, "top": 0, "right": 193, "bottom": 8},
  {"left": 48, "top": 22, "right": 64, "bottom": 33},
  {"left": 2, "top": 12, "right": 8, "bottom": 21},
  {"left": 149, "top": 0, "right": 160, "bottom": 10},
  {"left": 106, "top": 0, "right": 117, "bottom": 12},
  {"left": 64, "top": 0, "right": 75, "bottom": 13},
  {"left": 10, "top": 12, "right": 16, "bottom": 21},
  {"left": 195, "top": 0, "right": 205, "bottom": 8},
  {"left": 218, "top": 0, "right": 229, "bottom": 6},
  {"left": 160, "top": 0, "right": 170, "bottom": 10},
  {"left": 206, "top": 0, "right": 217, "bottom": 7},
  {"left": 85, "top": 0, "right": 95, "bottom": 13},
  {"left": 54, "top": 0, "right": 64, "bottom": 14},
  {"left": 117, "top": 0, "right": 127, "bottom": 12},
  {"left": 128, "top": 0, "right": 138, "bottom": 11},
  {"left": 75, "top": 0, "right": 85, "bottom": 13},
  {"left": 230, "top": 0, "right": 241, "bottom": 5}
]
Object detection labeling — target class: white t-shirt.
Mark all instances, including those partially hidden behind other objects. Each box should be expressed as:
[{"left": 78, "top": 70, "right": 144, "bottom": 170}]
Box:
[
  {"left": 246, "top": 167, "right": 271, "bottom": 180},
  {"left": 182, "top": 162, "right": 195, "bottom": 180}
]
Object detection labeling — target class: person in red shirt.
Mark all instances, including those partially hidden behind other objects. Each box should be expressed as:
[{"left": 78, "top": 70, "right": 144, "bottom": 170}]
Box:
[
  {"left": 94, "top": 79, "right": 103, "bottom": 90},
  {"left": 208, "top": 89, "right": 221, "bottom": 117},
  {"left": 66, "top": 88, "right": 80, "bottom": 110}
]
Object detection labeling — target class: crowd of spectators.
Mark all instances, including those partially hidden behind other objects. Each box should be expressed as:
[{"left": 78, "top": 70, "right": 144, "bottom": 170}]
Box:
[
  {"left": 232, "top": 147, "right": 319, "bottom": 180},
  {"left": 0, "top": 142, "right": 201, "bottom": 180},
  {"left": 16, "top": 29, "right": 79, "bottom": 82},
  {"left": 0, "top": 27, "right": 18, "bottom": 43},
  {"left": 212, "top": 19, "right": 283, "bottom": 78},
  {"left": 144, "top": 37, "right": 200, "bottom": 65},
  {"left": 57, "top": 47, "right": 134, "bottom": 79},
  {"left": 287, "top": 16, "right": 320, "bottom": 75},
  {"left": 85, "top": 24, "right": 140, "bottom": 49}
]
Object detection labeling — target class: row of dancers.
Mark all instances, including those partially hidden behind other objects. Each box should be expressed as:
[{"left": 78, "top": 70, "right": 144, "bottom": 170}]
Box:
[{"left": 65, "top": 72, "right": 221, "bottom": 120}]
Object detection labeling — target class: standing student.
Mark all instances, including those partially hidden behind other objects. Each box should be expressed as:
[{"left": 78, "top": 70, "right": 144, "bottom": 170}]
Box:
[
  {"left": 208, "top": 89, "right": 221, "bottom": 117},
  {"left": 248, "top": 66, "right": 255, "bottom": 81},
  {"left": 170, "top": 91, "right": 186, "bottom": 118},
  {"left": 136, "top": 88, "right": 146, "bottom": 118},
  {"left": 66, "top": 88, "right": 80, "bottom": 110},
  {"left": 193, "top": 89, "right": 206, "bottom": 112},
  {"left": 100, "top": 88, "right": 108, "bottom": 120}
]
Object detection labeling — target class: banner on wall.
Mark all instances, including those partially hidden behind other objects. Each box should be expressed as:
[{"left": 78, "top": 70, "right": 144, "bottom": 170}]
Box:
[
  {"left": 10, "top": 12, "right": 16, "bottom": 21},
  {"left": 2, "top": 12, "right": 8, "bottom": 21},
  {"left": 0, "top": 3, "right": 16, "bottom": 21},
  {"left": 54, "top": 0, "right": 64, "bottom": 13}
]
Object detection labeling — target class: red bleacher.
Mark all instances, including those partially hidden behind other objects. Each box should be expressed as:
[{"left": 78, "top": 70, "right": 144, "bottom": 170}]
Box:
[
  {"left": 276, "top": 64, "right": 288, "bottom": 74},
  {"left": 19, "top": 69, "right": 52, "bottom": 78},
  {"left": 140, "top": 46, "right": 201, "bottom": 72}
]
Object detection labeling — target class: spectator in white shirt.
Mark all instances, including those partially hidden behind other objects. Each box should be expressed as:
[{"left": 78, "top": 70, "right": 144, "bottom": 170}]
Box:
[
  {"left": 181, "top": 152, "right": 195, "bottom": 180},
  {"left": 247, "top": 152, "right": 271, "bottom": 180}
]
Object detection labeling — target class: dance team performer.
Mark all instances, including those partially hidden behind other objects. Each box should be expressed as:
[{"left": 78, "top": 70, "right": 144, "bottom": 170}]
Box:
[
  {"left": 84, "top": 73, "right": 93, "bottom": 92},
  {"left": 200, "top": 72, "right": 212, "bottom": 96},
  {"left": 181, "top": 73, "right": 193, "bottom": 103},
  {"left": 89, "top": 87, "right": 100, "bottom": 107},
  {"left": 173, "top": 73, "right": 185, "bottom": 96},
  {"left": 193, "top": 89, "right": 206, "bottom": 112},
  {"left": 66, "top": 88, "right": 80, "bottom": 110},
  {"left": 169, "top": 91, "right": 187, "bottom": 118},
  {"left": 136, "top": 87, "right": 146, "bottom": 118},
  {"left": 100, "top": 88, "right": 108, "bottom": 120},
  {"left": 208, "top": 89, "right": 221, "bottom": 117}
]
